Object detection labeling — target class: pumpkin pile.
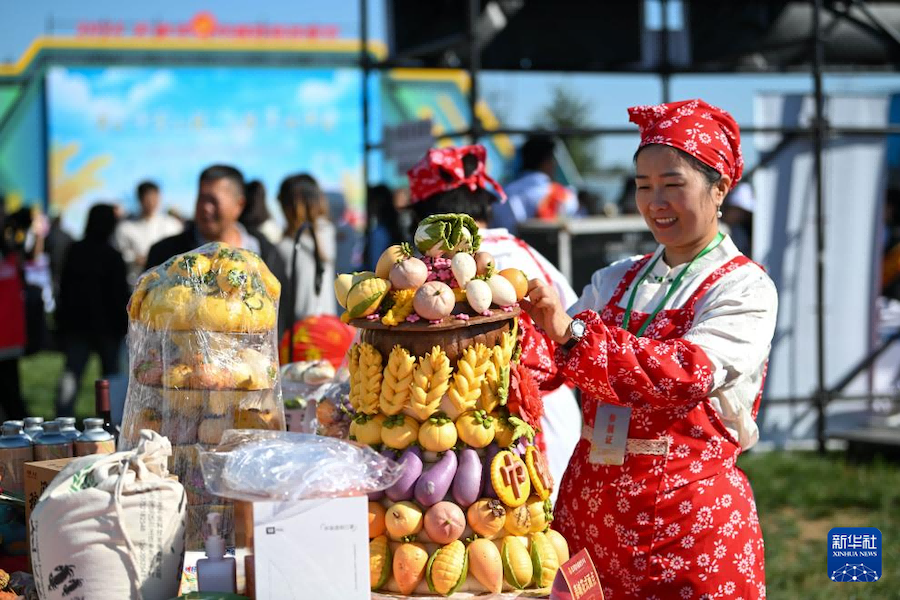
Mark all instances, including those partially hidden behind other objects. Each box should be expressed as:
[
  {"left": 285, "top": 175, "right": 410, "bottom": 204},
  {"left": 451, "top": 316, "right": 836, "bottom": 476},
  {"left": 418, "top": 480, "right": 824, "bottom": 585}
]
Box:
[
  {"left": 121, "top": 242, "right": 286, "bottom": 547},
  {"left": 321, "top": 214, "right": 569, "bottom": 597}
]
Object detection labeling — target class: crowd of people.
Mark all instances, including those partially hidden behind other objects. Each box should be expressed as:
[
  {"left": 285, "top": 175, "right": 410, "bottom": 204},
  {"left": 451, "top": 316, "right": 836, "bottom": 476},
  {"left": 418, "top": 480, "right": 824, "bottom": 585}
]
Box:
[{"left": 0, "top": 166, "right": 353, "bottom": 421}]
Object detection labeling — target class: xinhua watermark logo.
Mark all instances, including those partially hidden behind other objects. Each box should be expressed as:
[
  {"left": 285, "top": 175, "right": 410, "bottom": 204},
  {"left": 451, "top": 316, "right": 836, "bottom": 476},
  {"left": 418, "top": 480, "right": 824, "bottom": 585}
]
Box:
[{"left": 828, "top": 527, "right": 882, "bottom": 583}]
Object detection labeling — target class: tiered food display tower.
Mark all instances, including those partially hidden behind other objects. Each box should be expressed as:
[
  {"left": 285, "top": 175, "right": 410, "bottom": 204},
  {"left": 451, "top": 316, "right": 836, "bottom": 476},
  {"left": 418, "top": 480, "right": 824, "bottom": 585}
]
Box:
[
  {"left": 320, "top": 214, "right": 570, "bottom": 597},
  {"left": 120, "top": 243, "right": 286, "bottom": 545}
]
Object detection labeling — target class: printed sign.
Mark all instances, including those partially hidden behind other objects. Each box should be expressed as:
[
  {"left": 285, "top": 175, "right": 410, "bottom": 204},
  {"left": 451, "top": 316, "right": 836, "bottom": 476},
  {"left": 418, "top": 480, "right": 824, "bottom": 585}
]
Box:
[{"left": 559, "top": 549, "right": 603, "bottom": 600}]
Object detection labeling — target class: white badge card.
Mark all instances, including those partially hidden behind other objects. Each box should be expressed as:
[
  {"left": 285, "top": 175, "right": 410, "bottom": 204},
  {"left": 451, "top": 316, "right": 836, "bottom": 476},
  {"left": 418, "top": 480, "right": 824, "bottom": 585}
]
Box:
[{"left": 589, "top": 403, "right": 632, "bottom": 465}]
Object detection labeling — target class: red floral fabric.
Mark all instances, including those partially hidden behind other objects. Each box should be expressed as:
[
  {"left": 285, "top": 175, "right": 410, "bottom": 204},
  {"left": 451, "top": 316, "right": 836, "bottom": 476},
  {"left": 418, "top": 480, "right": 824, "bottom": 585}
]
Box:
[
  {"left": 628, "top": 99, "right": 744, "bottom": 185},
  {"left": 553, "top": 254, "right": 767, "bottom": 599},
  {"left": 407, "top": 144, "right": 507, "bottom": 203}
]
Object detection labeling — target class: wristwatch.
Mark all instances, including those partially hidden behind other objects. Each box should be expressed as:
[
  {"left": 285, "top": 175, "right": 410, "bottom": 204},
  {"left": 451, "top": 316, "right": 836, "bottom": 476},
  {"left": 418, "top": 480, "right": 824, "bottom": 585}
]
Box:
[{"left": 562, "top": 319, "right": 587, "bottom": 351}]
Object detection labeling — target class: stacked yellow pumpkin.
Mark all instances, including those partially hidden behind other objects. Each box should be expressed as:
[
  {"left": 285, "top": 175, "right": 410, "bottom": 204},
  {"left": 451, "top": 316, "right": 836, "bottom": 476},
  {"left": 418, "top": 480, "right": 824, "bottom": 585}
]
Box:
[
  {"left": 326, "top": 215, "right": 569, "bottom": 597},
  {"left": 121, "top": 242, "right": 286, "bottom": 547}
]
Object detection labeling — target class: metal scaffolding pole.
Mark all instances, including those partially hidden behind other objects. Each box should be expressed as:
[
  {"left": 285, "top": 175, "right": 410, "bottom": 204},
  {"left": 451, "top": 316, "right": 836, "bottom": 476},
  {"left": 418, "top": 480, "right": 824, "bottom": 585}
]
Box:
[
  {"left": 360, "top": 0, "right": 372, "bottom": 268},
  {"left": 660, "top": 0, "right": 671, "bottom": 103},
  {"left": 811, "top": 0, "right": 829, "bottom": 454},
  {"left": 467, "top": 0, "right": 481, "bottom": 143}
]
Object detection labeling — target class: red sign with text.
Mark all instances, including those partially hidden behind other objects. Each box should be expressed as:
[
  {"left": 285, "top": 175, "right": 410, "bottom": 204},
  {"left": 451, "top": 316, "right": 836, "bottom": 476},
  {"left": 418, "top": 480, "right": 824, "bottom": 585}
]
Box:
[
  {"left": 75, "top": 12, "right": 339, "bottom": 40},
  {"left": 559, "top": 549, "right": 604, "bottom": 600}
]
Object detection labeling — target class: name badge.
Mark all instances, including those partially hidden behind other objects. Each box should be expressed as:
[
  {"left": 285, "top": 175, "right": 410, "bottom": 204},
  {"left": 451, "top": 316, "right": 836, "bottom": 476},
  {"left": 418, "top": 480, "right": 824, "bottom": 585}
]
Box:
[{"left": 589, "top": 403, "right": 631, "bottom": 465}]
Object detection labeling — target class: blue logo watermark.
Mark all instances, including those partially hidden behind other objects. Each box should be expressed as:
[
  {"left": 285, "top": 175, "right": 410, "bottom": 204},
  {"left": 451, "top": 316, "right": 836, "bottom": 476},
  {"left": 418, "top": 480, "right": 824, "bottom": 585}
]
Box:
[{"left": 828, "top": 527, "right": 882, "bottom": 583}]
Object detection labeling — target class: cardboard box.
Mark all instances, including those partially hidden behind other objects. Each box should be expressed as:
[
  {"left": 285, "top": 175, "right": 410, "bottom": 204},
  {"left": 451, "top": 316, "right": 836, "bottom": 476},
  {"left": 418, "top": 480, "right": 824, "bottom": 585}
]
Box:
[
  {"left": 235, "top": 496, "right": 369, "bottom": 600},
  {"left": 24, "top": 457, "right": 76, "bottom": 526}
]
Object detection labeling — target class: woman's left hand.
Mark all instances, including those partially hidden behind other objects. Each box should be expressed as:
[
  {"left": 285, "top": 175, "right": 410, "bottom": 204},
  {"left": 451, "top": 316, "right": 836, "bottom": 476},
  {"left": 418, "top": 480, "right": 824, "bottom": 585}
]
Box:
[{"left": 522, "top": 278, "right": 572, "bottom": 344}]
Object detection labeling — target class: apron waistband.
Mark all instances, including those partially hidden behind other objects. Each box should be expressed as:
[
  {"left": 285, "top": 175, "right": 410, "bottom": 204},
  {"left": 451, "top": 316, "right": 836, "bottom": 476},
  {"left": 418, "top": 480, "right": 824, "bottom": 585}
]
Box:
[{"left": 581, "top": 425, "right": 670, "bottom": 456}]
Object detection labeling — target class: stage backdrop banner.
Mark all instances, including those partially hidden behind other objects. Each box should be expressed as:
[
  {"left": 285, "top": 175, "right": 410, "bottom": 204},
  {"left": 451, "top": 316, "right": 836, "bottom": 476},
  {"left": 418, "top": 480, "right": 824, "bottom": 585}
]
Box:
[
  {"left": 46, "top": 66, "right": 369, "bottom": 236},
  {"left": 753, "top": 93, "right": 888, "bottom": 447}
]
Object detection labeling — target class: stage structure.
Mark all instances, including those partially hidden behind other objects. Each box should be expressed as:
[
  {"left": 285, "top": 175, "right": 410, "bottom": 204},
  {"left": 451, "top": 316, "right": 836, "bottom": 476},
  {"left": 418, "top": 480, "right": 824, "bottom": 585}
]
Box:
[{"left": 359, "top": 0, "right": 900, "bottom": 452}]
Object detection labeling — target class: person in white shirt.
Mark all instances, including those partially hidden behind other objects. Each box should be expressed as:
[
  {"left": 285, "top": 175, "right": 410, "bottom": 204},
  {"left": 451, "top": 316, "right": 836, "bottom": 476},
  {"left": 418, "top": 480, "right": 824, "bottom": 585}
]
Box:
[
  {"left": 491, "top": 135, "right": 580, "bottom": 234},
  {"left": 275, "top": 174, "right": 338, "bottom": 332},
  {"left": 115, "top": 181, "right": 182, "bottom": 285}
]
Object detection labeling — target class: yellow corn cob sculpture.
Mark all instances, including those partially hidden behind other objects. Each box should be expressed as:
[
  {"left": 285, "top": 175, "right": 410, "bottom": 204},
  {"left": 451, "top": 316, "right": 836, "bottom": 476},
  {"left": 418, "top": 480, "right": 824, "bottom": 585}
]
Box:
[
  {"left": 480, "top": 349, "right": 501, "bottom": 413},
  {"left": 380, "top": 345, "right": 416, "bottom": 415},
  {"left": 359, "top": 343, "right": 383, "bottom": 415},
  {"left": 409, "top": 346, "right": 452, "bottom": 421},
  {"left": 448, "top": 344, "right": 491, "bottom": 415},
  {"left": 348, "top": 343, "right": 362, "bottom": 411},
  {"left": 500, "top": 326, "right": 517, "bottom": 365},
  {"left": 381, "top": 289, "right": 417, "bottom": 327}
]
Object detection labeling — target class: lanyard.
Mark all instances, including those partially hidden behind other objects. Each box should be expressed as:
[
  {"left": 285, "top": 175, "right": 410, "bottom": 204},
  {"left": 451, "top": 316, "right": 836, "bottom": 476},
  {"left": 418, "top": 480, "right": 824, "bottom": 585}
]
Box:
[{"left": 621, "top": 232, "right": 724, "bottom": 337}]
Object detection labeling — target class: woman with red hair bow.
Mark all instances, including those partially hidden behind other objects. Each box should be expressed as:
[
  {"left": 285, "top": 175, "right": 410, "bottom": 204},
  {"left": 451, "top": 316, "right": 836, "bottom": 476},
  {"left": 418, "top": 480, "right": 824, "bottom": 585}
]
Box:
[{"left": 524, "top": 100, "right": 776, "bottom": 598}]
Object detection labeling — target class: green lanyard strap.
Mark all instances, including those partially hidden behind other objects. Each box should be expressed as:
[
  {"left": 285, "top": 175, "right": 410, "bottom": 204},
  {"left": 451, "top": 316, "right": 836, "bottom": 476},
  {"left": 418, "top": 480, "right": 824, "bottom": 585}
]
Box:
[{"left": 621, "top": 232, "right": 724, "bottom": 337}]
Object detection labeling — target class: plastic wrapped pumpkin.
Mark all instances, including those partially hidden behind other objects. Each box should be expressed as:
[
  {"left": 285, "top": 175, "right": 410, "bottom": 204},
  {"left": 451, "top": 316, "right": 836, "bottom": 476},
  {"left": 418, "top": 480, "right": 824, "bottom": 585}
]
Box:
[{"left": 121, "top": 242, "right": 286, "bottom": 549}]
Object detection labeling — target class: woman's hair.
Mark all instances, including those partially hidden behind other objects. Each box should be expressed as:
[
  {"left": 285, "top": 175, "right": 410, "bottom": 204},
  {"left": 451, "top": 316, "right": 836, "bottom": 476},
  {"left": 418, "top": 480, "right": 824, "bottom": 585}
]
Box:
[
  {"left": 634, "top": 144, "right": 723, "bottom": 189},
  {"left": 369, "top": 184, "right": 403, "bottom": 242},
  {"left": 239, "top": 180, "right": 271, "bottom": 229},
  {"left": 277, "top": 173, "right": 328, "bottom": 261},
  {"left": 409, "top": 153, "right": 497, "bottom": 236},
  {"left": 84, "top": 203, "right": 118, "bottom": 243},
  {"left": 278, "top": 174, "right": 327, "bottom": 229}
]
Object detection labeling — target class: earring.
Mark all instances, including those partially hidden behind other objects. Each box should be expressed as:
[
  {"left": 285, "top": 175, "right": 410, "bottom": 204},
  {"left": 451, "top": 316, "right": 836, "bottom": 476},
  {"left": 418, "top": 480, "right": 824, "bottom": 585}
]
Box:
[{"left": 716, "top": 208, "right": 723, "bottom": 218}]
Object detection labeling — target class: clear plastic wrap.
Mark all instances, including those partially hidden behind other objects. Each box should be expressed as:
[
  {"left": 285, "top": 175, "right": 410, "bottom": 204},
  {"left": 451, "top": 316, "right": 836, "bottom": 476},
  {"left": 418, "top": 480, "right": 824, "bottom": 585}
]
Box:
[
  {"left": 281, "top": 359, "right": 340, "bottom": 432},
  {"left": 119, "top": 242, "right": 286, "bottom": 547},
  {"left": 198, "top": 430, "right": 402, "bottom": 502}
]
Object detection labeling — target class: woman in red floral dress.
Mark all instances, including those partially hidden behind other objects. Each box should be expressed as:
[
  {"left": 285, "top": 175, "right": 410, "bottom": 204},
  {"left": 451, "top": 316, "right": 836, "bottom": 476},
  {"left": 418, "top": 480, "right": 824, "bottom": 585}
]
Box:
[{"left": 524, "top": 99, "right": 777, "bottom": 599}]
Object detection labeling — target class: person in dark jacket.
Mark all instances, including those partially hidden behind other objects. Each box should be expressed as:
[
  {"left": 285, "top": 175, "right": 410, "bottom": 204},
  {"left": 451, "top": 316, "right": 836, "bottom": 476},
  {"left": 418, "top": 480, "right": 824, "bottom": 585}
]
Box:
[
  {"left": 55, "top": 203, "right": 130, "bottom": 416},
  {"left": 146, "top": 165, "right": 287, "bottom": 333}
]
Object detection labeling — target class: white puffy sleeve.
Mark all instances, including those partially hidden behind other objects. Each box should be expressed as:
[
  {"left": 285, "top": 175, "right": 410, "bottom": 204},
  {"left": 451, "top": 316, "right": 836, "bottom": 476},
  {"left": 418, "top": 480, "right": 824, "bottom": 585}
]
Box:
[{"left": 682, "top": 267, "right": 778, "bottom": 449}]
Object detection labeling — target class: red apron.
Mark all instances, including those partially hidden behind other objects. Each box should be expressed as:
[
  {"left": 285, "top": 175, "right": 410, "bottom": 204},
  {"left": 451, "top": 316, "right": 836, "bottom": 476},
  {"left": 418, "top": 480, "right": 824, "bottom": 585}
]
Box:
[{"left": 554, "top": 254, "right": 766, "bottom": 600}]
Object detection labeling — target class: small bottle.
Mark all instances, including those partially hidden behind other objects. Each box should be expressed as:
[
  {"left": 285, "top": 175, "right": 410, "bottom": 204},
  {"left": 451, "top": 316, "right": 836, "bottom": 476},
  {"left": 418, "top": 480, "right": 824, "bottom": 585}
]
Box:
[
  {"left": 57, "top": 416, "right": 81, "bottom": 441},
  {"left": 197, "top": 513, "right": 236, "bottom": 593},
  {"left": 23, "top": 417, "right": 45, "bottom": 441},
  {"left": 74, "top": 418, "right": 116, "bottom": 457},
  {"left": 0, "top": 421, "right": 33, "bottom": 499},
  {"left": 95, "top": 379, "right": 119, "bottom": 443},
  {"left": 33, "top": 421, "right": 74, "bottom": 461}
]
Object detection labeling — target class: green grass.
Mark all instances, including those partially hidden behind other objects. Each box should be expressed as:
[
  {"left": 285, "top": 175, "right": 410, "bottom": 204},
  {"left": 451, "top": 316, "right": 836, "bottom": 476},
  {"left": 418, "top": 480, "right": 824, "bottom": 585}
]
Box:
[
  {"left": 740, "top": 451, "right": 900, "bottom": 599},
  {"left": 19, "top": 351, "right": 100, "bottom": 420}
]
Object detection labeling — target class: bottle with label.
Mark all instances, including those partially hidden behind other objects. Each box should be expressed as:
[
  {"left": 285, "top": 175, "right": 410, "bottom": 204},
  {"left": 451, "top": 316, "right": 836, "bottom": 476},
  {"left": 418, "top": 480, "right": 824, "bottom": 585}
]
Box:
[
  {"left": 23, "top": 417, "right": 44, "bottom": 441},
  {"left": 95, "top": 379, "right": 119, "bottom": 444},
  {"left": 57, "top": 416, "right": 81, "bottom": 441},
  {"left": 197, "top": 512, "right": 237, "bottom": 593},
  {"left": 33, "top": 421, "right": 74, "bottom": 461},
  {"left": 74, "top": 418, "right": 116, "bottom": 457},
  {"left": 0, "top": 421, "right": 33, "bottom": 499}
]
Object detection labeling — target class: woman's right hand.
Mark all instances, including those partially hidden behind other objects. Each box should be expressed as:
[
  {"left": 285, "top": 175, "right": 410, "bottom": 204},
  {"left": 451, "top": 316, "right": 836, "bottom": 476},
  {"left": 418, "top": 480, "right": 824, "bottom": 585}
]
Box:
[{"left": 522, "top": 279, "right": 572, "bottom": 345}]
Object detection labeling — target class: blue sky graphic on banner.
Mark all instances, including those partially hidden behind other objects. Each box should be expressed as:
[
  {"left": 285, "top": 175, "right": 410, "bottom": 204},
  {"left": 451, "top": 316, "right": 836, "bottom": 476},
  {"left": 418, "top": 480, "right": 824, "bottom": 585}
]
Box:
[{"left": 47, "top": 66, "right": 371, "bottom": 235}]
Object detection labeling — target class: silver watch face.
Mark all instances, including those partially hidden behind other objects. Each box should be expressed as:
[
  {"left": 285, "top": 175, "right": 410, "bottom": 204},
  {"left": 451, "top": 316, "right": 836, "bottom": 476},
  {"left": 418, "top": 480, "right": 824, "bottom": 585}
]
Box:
[{"left": 570, "top": 319, "right": 587, "bottom": 339}]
